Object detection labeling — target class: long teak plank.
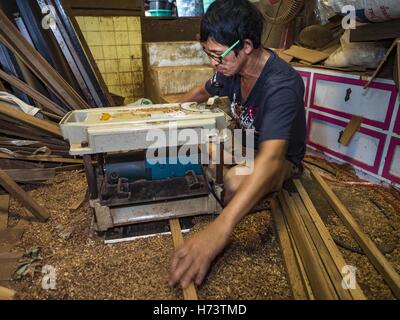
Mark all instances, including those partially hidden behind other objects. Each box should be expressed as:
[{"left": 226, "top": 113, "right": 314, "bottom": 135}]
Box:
[
  {"left": 293, "top": 179, "right": 367, "bottom": 300},
  {"left": 310, "top": 170, "right": 400, "bottom": 299},
  {"left": 0, "top": 169, "right": 49, "bottom": 222},
  {"left": 169, "top": 219, "right": 198, "bottom": 300},
  {"left": 272, "top": 202, "right": 310, "bottom": 299}
]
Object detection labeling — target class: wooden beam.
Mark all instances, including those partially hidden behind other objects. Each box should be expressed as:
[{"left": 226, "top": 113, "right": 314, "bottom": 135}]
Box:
[
  {"left": 310, "top": 170, "right": 400, "bottom": 299},
  {"left": 0, "top": 68, "right": 66, "bottom": 117},
  {"left": 0, "top": 103, "right": 61, "bottom": 138},
  {"left": 169, "top": 218, "right": 198, "bottom": 300},
  {"left": 339, "top": 115, "right": 363, "bottom": 146},
  {"left": 0, "top": 169, "right": 50, "bottom": 222},
  {"left": 350, "top": 19, "right": 400, "bottom": 42},
  {"left": 293, "top": 180, "right": 367, "bottom": 300},
  {"left": 279, "top": 191, "right": 338, "bottom": 300},
  {"left": 0, "top": 286, "right": 15, "bottom": 300},
  {"left": 272, "top": 202, "right": 310, "bottom": 299},
  {"left": 0, "top": 153, "right": 83, "bottom": 164},
  {"left": 0, "top": 194, "right": 9, "bottom": 229},
  {"left": 2, "top": 168, "right": 55, "bottom": 183}
]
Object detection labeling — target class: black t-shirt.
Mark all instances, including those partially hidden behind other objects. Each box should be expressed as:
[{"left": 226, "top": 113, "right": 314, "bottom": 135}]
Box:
[{"left": 205, "top": 49, "right": 306, "bottom": 167}]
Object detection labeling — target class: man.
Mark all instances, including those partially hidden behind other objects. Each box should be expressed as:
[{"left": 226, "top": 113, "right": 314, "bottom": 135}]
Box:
[{"left": 169, "top": 0, "right": 306, "bottom": 289}]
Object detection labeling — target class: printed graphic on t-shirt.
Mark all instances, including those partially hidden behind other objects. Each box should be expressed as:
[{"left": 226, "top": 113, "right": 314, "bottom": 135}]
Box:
[{"left": 239, "top": 106, "right": 258, "bottom": 129}]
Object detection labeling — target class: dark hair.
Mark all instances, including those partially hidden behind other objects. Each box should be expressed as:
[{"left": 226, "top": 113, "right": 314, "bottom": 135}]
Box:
[{"left": 200, "top": 0, "right": 265, "bottom": 54}]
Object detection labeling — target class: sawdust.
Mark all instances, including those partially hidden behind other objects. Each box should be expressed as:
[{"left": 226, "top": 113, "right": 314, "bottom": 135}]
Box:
[
  {"left": 4, "top": 162, "right": 400, "bottom": 300},
  {"left": 5, "top": 171, "right": 291, "bottom": 300}
]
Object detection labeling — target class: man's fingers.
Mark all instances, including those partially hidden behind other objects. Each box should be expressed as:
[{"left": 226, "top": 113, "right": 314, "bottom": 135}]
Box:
[
  {"left": 170, "top": 245, "right": 189, "bottom": 272},
  {"left": 180, "top": 264, "right": 199, "bottom": 289},
  {"left": 168, "top": 254, "right": 193, "bottom": 287},
  {"left": 195, "top": 262, "right": 210, "bottom": 286}
]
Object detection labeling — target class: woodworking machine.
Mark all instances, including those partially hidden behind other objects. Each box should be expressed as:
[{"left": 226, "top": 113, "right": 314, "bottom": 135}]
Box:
[{"left": 60, "top": 102, "right": 231, "bottom": 232}]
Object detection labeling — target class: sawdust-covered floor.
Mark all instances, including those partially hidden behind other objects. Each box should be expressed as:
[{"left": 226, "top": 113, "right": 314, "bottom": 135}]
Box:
[{"left": 4, "top": 164, "right": 400, "bottom": 300}]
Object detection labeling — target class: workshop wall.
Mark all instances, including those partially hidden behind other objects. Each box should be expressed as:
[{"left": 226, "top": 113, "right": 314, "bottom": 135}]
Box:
[{"left": 75, "top": 16, "right": 144, "bottom": 105}]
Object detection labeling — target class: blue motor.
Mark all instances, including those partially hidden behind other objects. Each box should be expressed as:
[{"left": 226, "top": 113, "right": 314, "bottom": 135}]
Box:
[{"left": 104, "top": 151, "right": 202, "bottom": 183}]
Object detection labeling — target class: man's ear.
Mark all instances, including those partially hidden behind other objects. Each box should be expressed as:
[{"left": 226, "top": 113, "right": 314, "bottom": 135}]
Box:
[{"left": 243, "top": 39, "right": 254, "bottom": 55}]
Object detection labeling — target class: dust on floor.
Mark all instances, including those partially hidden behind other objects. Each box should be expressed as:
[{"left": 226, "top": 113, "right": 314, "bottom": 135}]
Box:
[
  {"left": 5, "top": 171, "right": 290, "bottom": 300},
  {"left": 3, "top": 165, "right": 400, "bottom": 300}
]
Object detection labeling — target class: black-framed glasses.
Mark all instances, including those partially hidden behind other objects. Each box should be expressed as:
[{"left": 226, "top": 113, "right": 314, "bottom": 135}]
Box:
[{"left": 203, "top": 40, "right": 241, "bottom": 64}]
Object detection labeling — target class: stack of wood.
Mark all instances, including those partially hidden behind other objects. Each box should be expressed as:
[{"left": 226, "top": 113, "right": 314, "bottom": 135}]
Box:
[
  {"left": 0, "top": 3, "right": 109, "bottom": 224},
  {"left": 273, "top": 170, "right": 400, "bottom": 300}
]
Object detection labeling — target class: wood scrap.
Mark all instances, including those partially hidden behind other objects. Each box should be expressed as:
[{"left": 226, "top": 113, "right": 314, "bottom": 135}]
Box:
[
  {"left": 339, "top": 115, "right": 363, "bottom": 146},
  {"left": 284, "top": 45, "right": 330, "bottom": 64},
  {"left": 0, "top": 194, "right": 9, "bottom": 229},
  {"left": 0, "top": 103, "right": 61, "bottom": 138},
  {"left": 0, "top": 68, "right": 66, "bottom": 117},
  {"left": 0, "top": 152, "right": 82, "bottom": 164},
  {"left": 2, "top": 168, "right": 55, "bottom": 183},
  {"left": 0, "top": 169, "right": 49, "bottom": 222},
  {"left": 0, "top": 286, "right": 15, "bottom": 300},
  {"left": 169, "top": 218, "right": 198, "bottom": 300},
  {"left": 310, "top": 169, "right": 400, "bottom": 299}
]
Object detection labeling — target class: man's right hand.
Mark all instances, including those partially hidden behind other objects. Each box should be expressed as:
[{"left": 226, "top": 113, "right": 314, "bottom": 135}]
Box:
[{"left": 168, "top": 218, "right": 232, "bottom": 289}]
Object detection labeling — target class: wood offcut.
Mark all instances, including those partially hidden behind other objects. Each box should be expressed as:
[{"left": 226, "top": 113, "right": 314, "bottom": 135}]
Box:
[
  {"left": 0, "top": 169, "right": 49, "bottom": 222},
  {"left": 169, "top": 218, "right": 198, "bottom": 300}
]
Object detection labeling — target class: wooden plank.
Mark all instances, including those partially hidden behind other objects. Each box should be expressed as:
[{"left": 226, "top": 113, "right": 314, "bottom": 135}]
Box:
[
  {"left": 0, "top": 169, "right": 49, "bottom": 222},
  {"left": 288, "top": 223, "right": 315, "bottom": 300},
  {"left": 0, "top": 194, "right": 9, "bottom": 229},
  {"left": 339, "top": 115, "right": 363, "bottom": 146},
  {"left": 292, "top": 194, "right": 354, "bottom": 300},
  {"left": 0, "top": 103, "right": 61, "bottom": 138},
  {"left": 350, "top": 19, "right": 400, "bottom": 42},
  {"left": 364, "top": 39, "right": 399, "bottom": 89},
  {"left": 0, "top": 286, "right": 15, "bottom": 300},
  {"left": 272, "top": 202, "right": 310, "bottom": 299},
  {"left": 283, "top": 45, "right": 330, "bottom": 64},
  {"left": 0, "top": 68, "right": 66, "bottom": 116},
  {"left": 279, "top": 191, "right": 338, "bottom": 300},
  {"left": 310, "top": 170, "right": 400, "bottom": 299},
  {"left": 293, "top": 180, "right": 367, "bottom": 300},
  {"left": 2, "top": 168, "right": 55, "bottom": 183},
  {"left": 169, "top": 218, "right": 198, "bottom": 300},
  {"left": 0, "top": 153, "right": 83, "bottom": 164}
]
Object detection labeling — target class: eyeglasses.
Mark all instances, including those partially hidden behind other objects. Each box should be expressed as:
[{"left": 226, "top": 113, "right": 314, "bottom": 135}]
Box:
[{"left": 203, "top": 40, "right": 241, "bottom": 64}]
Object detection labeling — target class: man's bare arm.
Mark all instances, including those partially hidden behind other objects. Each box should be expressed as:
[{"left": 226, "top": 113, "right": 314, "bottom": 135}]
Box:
[
  {"left": 180, "top": 85, "right": 211, "bottom": 103},
  {"left": 218, "top": 139, "right": 288, "bottom": 230}
]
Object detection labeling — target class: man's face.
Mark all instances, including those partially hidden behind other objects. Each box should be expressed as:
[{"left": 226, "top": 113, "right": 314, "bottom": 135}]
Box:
[{"left": 202, "top": 38, "right": 244, "bottom": 76}]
